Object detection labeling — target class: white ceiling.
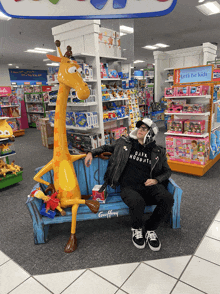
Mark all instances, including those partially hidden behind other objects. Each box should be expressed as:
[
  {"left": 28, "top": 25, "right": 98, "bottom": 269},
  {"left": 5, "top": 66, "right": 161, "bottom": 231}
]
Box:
[{"left": 1, "top": 0, "right": 220, "bottom": 71}]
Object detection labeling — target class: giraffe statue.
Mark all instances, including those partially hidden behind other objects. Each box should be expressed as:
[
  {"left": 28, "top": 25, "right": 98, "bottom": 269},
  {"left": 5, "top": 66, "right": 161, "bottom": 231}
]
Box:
[{"left": 33, "top": 40, "right": 100, "bottom": 253}]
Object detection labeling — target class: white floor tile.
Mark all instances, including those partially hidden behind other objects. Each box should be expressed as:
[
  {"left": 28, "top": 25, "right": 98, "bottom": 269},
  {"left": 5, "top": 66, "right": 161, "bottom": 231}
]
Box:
[
  {"left": 121, "top": 263, "right": 177, "bottom": 294},
  {"left": 206, "top": 221, "right": 220, "bottom": 241},
  {"left": 34, "top": 269, "right": 85, "bottom": 294},
  {"left": 0, "top": 250, "right": 10, "bottom": 266},
  {"left": 172, "top": 281, "right": 204, "bottom": 294},
  {"left": 181, "top": 256, "right": 220, "bottom": 294},
  {"left": 61, "top": 269, "right": 118, "bottom": 294},
  {"left": 10, "top": 277, "right": 51, "bottom": 294},
  {"left": 91, "top": 262, "right": 139, "bottom": 287},
  {"left": 0, "top": 260, "right": 30, "bottom": 294},
  {"left": 144, "top": 255, "right": 191, "bottom": 279},
  {"left": 195, "top": 236, "right": 220, "bottom": 266},
  {"left": 115, "top": 290, "right": 128, "bottom": 294},
  {"left": 214, "top": 209, "right": 220, "bottom": 222}
]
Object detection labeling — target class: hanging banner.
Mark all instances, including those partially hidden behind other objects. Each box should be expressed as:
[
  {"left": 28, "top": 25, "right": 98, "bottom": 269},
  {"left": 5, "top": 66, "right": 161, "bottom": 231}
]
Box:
[
  {"left": 174, "top": 65, "right": 213, "bottom": 85},
  {"left": 0, "top": 0, "right": 177, "bottom": 19},
  {"left": 0, "top": 86, "right": 11, "bottom": 96},
  {"left": 9, "top": 69, "right": 48, "bottom": 85}
]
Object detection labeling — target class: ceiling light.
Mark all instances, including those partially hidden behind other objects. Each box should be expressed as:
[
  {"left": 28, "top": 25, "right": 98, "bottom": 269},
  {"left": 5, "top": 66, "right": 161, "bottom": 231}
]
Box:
[
  {"left": 46, "top": 63, "right": 60, "bottom": 66},
  {"left": 155, "top": 43, "right": 170, "bottom": 48},
  {"left": 35, "top": 48, "right": 55, "bottom": 52},
  {"left": 134, "top": 60, "right": 144, "bottom": 63},
  {"left": 198, "top": 0, "right": 205, "bottom": 2},
  {"left": 197, "top": 1, "right": 220, "bottom": 15},
  {"left": 120, "top": 32, "right": 127, "bottom": 37},
  {"left": 25, "top": 49, "right": 48, "bottom": 54},
  {"left": 131, "top": 67, "right": 134, "bottom": 69},
  {"left": 43, "top": 59, "right": 50, "bottom": 61},
  {"left": 0, "top": 11, "right": 11, "bottom": 21},
  {"left": 143, "top": 45, "right": 158, "bottom": 50},
  {"left": 16, "top": 66, "right": 19, "bottom": 68},
  {"left": 123, "top": 49, "right": 127, "bottom": 51},
  {"left": 120, "top": 25, "right": 134, "bottom": 34},
  {"left": 8, "top": 64, "right": 12, "bottom": 66}
]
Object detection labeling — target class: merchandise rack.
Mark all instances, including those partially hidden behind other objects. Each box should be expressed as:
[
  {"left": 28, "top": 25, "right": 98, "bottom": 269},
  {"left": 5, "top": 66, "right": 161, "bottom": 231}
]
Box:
[{"left": 164, "top": 64, "right": 220, "bottom": 176}]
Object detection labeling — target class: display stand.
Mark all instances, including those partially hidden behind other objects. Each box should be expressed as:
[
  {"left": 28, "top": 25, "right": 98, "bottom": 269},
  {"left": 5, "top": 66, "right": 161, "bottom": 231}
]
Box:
[
  {"left": 164, "top": 64, "right": 220, "bottom": 176},
  {"left": 50, "top": 20, "right": 132, "bottom": 148}
]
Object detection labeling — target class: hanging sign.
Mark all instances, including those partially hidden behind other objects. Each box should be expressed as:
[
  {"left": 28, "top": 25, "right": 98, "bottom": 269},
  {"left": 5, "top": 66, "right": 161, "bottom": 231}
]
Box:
[
  {"left": 0, "top": 0, "right": 177, "bottom": 19},
  {"left": 174, "top": 65, "right": 213, "bottom": 84},
  {"left": 0, "top": 87, "right": 11, "bottom": 96}
]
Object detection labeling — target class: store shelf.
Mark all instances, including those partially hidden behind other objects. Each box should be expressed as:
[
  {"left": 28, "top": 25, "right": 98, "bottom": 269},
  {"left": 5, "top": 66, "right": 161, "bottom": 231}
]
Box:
[
  {"left": 165, "top": 112, "right": 210, "bottom": 116},
  {"left": 7, "top": 116, "right": 21, "bottom": 119},
  {"left": 0, "top": 117, "right": 10, "bottom": 120},
  {"left": 164, "top": 68, "right": 175, "bottom": 71},
  {"left": 102, "top": 98, "right": 129, "bottom": 103},
  {"left": 0, "top": 138, "right": 9, "bottom": 142},
  {"left": 100, "top": 55, "right": 127, "bottom": 61},
  {"left": 0, "top": 151, "right": 16, "bottom": 159},
  {"left": 26, "top": 111, "right": 44, "bottom": 114},
  {"left": 104, "top": 116, "right": 129, "bottom": 123},
  {"left": 146, "top": 83, "right": 154, "bottom": 85},
  {"left": 164, "top": 95, "right": 211, "bottom": 99},
  {"left": 13, "top": 129, "right": 25, "bottom": 137},
  {"left": 213, "top": 101, "right": 220, "bottom": 104},
  {"left": 145, "top": 76, "right": 154, "bottom": 79},
  {"left": 168, "top": 152, "right": 220, "bottom": 176},
  {"left": 101, "top": 78, "right": 121, "bottom": 81},
  {"left": 0, "top": 104, "right": 19, "bottom": 108},
  {"left": 73, "top": 53, "right": 96, "bottom": 57},
  {"left": 50, "top": 123, "right": 98, "bottom": 130},
  {"left": 48, "top": 102, "right": 97, "bottom": 107},
  {"left": 212, "top": 122, "right": 220, "bottom": 131},
  {"left": 165, "top": 80, "right": 174, "bottom": 83},
  {"left": 25, "top": 101, "right": 43, "bottom": 104},
  {"left": 164, "top": 132, "right": 209, "bottom": 138}
]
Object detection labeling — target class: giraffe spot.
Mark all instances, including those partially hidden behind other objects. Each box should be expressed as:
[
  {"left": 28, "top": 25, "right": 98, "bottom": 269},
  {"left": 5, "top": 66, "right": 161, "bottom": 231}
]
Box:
[
  {"left": 56, "top": 151, "right": 61, "bottom": 157},
  {"left": 54, "top": 160, "right": 60, "bottom": 168},
  {"left": 55, "top": 112, "right": 60, "bottom": 120},
  {"left": 54, "top": 140, "right": 59, "bottom": 148}
]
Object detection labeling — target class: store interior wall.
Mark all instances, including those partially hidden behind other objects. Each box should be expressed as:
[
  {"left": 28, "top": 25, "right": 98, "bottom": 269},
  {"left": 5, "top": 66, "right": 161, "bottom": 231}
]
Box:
[{"left": 0, "top": 65, "right": 11, "bottom": 86}]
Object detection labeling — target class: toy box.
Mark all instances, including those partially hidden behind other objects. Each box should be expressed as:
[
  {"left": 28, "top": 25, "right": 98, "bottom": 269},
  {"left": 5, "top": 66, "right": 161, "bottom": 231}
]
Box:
[
  {"left": 40, "top": 118, "right": 54, "bottom": 149},
  {"left": 166, "top": 136, "right": 209, "bottom": 165},
  {"left": 167, "top": 120, "right": 185, "bottom": 134},
  {"left": 67, "top": 131, "right": 98, "bottom": 152},
  {"left": 100, "top": 63, "right": 108, "bottom": 78},
  {"left": 66, "top": 112, "right": 75, "bottom": 126},
  {"left": 108, "top": 69, "right": 118, "bottom": 78},
  {"left": 175, "top": 86, "right": 189, "bottom": 96},
  {"left": 92, "top": 185, "right": 107, "bottom": 203},
  {"left": 75, "top": 112, "right": 91, "bottom": 128},
  {"left": 48, "top": 111, "right": 55, "bottom": 124},
  {"left": 164, "top": 87, "right": 175, "bottom": 97},
  {"left": 213, "top": 85, "right": 220, "bottom": 102},
  {"left": 184, "top": 120, "right": 205, "bottom": 135},
  {"left": 182, "top": 103, "right": 209, "bottom": 113},
  {"left": 189, "top": 85, "right": 210, "bottom": 96}
]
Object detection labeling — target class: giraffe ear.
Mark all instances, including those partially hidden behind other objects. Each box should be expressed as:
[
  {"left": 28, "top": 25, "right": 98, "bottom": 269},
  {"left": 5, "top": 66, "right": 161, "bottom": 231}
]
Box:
[{"left": 46, "top": 54, "right": 61, "bottom": 63}]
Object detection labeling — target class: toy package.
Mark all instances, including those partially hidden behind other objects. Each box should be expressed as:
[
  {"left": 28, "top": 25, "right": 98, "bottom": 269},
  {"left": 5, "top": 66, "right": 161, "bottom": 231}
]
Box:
[
  {"left": 189, "top": 85, "right": 210, "bottom": 96},
  {"left": 166, "top": 135, "right": 209, "bottom": 165},
  {"left": 100, "top": 63, "right": 108, "bottom": 78},
  {"left": 92, "top": 185, "right": 107, "bottom": 203},
  {"left": 48, "top": 110, "right": 55, "bottom": 124},
  {"left": 182, "top": 103, "right": 209, "bottom": 113},
  {"left": 108, "top": 69, "right": 118, "bottom": 78},
  {"left": 167, "top": 120, "right": 185, "bottom": 134},
  {"left": 67, "top": 131, "right": 98, "bottom": 152},
  {"left": 175, "top": 86, "right": 189, "bottom": 96},
  {"left": 213, "top": 85, "right": 220, "bottom": 102},
  {"left": 166, "top": 99, "right": 186, "bottom": 113},
  {"left": 164, "top": 87, "right": 175, "bottom": 97},
  {"left": 66, "top": 112, "right": 75, "bottom": 126},
  {"left": 184, "top": 120, "right": 205, "bottom": 135}
]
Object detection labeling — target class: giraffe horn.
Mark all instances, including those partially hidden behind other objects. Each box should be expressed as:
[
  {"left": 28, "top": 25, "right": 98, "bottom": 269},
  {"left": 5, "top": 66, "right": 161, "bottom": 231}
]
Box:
[{"left": 55, "top": 40, "right": 64, "bottom": 58}]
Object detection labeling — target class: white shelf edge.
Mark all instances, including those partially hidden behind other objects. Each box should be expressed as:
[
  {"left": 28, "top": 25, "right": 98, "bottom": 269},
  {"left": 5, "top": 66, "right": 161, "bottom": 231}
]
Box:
[
  {"left": 212, "top": 123, "right": 220, "bottom": 131},
  {"left": 47, "top": 79, "right": 97, "bottom": 85},
  {"left": 104, "top": 117, "right": 129, "bottom": 123},
  {"left": 27, "top": 111, "right": 44, "bottom": 114},
  {"left": 48, "top": 102, "right": 97, "bottom": 107},
  {"left": 102, "top": 98, "right": 129, "bottom": 102},
  {"left": 213, "top": 101, "right": 220, "bottom": 104},
  {"left": 100, "top": 55, "right": 127, "bottom": 61},
  {"left": 0, "top": 152, "right": 16, "bottom": 159},
  {"left": 164, "top": 95, "right": 211, "bottom": 99},
  {"left": 0, "top": 105, "right": 19, "bottom": 108},
  {"left": 164, "top": 112, "right": 210, "bottom": 116},
  {"left": 146, "top": 83, "right": 154, "bottom": 85},
  {"left": 50, "top": 123, "right": 99, "bottom": 130},
  {"left": 0, "top": 138, "right": 10, "bottom": 142},
  {"left": 164, "top": 132, "right": 209, "bottom": 138},
  {"left": 164, "top": 68, "right": 175, "bottom": 71},
  {"left": 0, "top": 117, "right": 10, "bottom": 120},
  {"left": 73, "top": 53, "right": 96, "bottom": 57},
  {"left": 25, "top": 101, "right": 43, "bottom": 104},
  {"left": 101, "top": 78, "right": 121, "bottom": 81}
]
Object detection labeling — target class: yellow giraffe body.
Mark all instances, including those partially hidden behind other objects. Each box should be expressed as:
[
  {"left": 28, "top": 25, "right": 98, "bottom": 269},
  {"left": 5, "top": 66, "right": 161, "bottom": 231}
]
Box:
[{"left": 33, "top": 41, "right": 99, "bottom": 252}]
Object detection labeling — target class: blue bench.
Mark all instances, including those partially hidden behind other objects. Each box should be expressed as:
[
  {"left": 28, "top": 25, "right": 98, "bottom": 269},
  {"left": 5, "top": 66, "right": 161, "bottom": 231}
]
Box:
[{"left": 26, "top": 157, "right": 182, "bottom": 245}]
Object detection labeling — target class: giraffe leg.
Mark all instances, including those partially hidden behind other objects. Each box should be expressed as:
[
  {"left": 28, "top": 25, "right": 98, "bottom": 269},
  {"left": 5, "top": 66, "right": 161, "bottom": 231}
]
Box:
[{"left": 64, "top": 204, "right": 79, "bottom": 253}]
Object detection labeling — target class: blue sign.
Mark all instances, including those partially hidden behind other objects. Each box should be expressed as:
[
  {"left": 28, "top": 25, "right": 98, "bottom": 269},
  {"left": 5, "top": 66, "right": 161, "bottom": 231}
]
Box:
[
  {"left": 0, "top": 0, "right": 177, "bottom": 20},
  {"left": 134, "top": 70, "right": 143, "bottom": 78},
  {"left": 175, "top": 66, "right": 213, "bottom": 84},
  {"left": 9, "top": 69, "right": 48, "bottom": 85}
]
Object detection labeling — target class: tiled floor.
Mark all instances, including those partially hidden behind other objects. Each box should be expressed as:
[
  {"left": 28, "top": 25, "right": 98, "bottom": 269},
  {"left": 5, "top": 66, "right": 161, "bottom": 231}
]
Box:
[{"left": 1, "top": 209, "right": 220, "bottom": 294}]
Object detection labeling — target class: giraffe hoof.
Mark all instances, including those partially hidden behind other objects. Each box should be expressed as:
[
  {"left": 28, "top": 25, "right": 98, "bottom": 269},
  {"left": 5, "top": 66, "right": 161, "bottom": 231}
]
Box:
[
  {"left": 85, "top": 200, "right": 100, "bottom": 214},
  {"left": 64, "top": 233, "right": 77, "bottom": 253}
]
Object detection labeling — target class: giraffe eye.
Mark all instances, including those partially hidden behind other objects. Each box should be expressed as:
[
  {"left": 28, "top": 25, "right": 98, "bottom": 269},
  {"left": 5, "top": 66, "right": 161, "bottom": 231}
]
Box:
[
  {"left": 77, "top": 68, "right": 83, "bottom": 74},
  {"left": 4, "top": 130, "right": 10, "bottom": 136},
  {"left": 68, "top": 66, "right": 77, "bottom": 74}
]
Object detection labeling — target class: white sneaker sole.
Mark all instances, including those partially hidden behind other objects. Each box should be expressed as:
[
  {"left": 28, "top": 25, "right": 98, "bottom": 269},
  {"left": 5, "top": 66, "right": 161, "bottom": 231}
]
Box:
[
  {"left": 147, "top": 241, "right": 161, "bottom": 251},
  {"left": 132, "top": 239, "right": 146, "bottom": 249}
]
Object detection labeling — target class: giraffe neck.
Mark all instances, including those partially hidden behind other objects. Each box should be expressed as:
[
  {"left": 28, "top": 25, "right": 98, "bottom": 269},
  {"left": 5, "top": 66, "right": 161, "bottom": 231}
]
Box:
[{"left": 53, "top": 83, "right": 70, "bottom": 156}]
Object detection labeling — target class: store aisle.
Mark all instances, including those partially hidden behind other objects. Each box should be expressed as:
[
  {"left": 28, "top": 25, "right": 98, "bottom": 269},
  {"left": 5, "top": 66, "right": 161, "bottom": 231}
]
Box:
[{"left": 1, "top": 208, "right": 220, "bottom": 294}]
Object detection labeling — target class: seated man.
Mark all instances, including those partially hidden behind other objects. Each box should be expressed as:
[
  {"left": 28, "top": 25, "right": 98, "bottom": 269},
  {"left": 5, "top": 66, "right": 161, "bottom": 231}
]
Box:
[{"left": 85, "top": 118, "right": 173, "bottom": 251}]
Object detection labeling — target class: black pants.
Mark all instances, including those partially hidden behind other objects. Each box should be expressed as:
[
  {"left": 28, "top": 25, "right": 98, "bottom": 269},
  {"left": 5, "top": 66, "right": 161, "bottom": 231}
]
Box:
[{"left": 120, "top": 184, "right": 174, "bottom": 231}]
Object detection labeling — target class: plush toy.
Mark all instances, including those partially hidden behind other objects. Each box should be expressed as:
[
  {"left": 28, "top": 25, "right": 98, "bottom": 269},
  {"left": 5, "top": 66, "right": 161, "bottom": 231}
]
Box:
[
  {"left": 0, "top": 119, "right": 15, "bottom": 141},
  {"left": 64, "top": 45, "right": 73, "bottom": 59}
]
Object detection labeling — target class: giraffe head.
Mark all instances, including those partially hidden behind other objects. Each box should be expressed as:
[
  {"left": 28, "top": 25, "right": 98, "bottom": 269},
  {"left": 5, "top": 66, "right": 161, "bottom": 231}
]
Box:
[{"left": 47, "top": 40, "right": 90, "bottom": 100}]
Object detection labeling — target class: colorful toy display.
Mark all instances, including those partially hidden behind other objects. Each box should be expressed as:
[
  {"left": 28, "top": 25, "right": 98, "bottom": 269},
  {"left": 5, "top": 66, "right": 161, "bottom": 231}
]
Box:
[
  {"left": 166, "top": 135, "right": 209, "bottom": 165},
  {"left": 184, "top": 120, "right": 205, "bottom": 135},
  {"left": 0, "top": 142, "right": 13, "bottom": 155},
  {"left": 167, "top": 120, "right": 185, "bottom": 134},
  {"left": 0, "top": 159, "right": 22, "bottom": 177},
  {"left": 182, "top": 104, "right": 209, "bottom": 113},
  {"left": 175, "top": 86, "right": 189, "bottom": 96},
  {"left": 189, "top": 85, "right": 210, "bottom": 96},
  {"left": 213, "top": 85, "right": 220, "bottom": 102},
  {"left": 33, "top": 40, "right": 100, "bottom": 253},
  {"left": 164, "top": 87, "right": 175, "bottom": 97}
]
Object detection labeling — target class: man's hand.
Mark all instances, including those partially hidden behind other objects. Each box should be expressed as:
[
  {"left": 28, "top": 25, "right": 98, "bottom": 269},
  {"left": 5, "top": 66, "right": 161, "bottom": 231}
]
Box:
[
  {"left": 144, "top": 179, "right": 158, "bottom": 186},
  {"left": 85, "top": 152, "right": 93, "bottom": 167}
]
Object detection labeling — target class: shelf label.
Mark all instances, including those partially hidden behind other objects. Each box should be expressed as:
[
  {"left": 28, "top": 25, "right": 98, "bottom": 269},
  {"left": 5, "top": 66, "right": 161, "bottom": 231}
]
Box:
[
  {"left": 0, "top": 0, "right": 176, "bottom": 19},
  {"left": 0, "top": 87, "right": 11, "bottom": 97},
  {"left": 174, "top": 65, "right": 213, "bottom": 84}
]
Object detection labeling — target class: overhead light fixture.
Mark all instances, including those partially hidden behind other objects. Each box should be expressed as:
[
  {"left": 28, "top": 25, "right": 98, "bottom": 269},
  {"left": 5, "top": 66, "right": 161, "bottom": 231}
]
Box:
[
  {"left": 131, "top": 67, "right": 134, "bottom": 69},
  {"left": 25, "top": 49, "right": 48, "bottom": 54},
  {"left": 46, "top": 63, "right": 59, "bottom": 66},
  {"left": 8, "top": 64, "right": 12, "bottom": 66},
  {"left": 16, "top": 66, "right": 19, "bottom": 68},
  {"left": 35, "top": 48, "right": 55, "bottom": 52},
  {"left": 134, "top": 60, "right": 144, "bottom": 63},
  {"left": 0, "top": 11, "right": 11, "bottom": 21},
  {"left": 123, "top": 49, "right": 127, "bottom": 51},
  {"left": 198, "top": 0, "right": 205, "bottom": 2},
  {"left": 43, "top": 59, "right": 50, "bottom": 62},
  {"left": 120, "top": 25, "right": 134, "bottom": 34},
  {"left": 120, "top": 32, "right": 127, "bottom": 37},
  {"left": 197, "top": 1, "right": 220, "bottom": 15},
  {"left": 143, "top": 43, "right": 170, "bottom": 50}
]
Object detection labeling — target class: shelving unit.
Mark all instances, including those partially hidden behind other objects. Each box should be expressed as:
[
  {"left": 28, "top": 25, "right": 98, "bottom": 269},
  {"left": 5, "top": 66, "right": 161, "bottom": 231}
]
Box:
[{"left": 164, "top": 64, "right": 220, "bottom": 176}]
